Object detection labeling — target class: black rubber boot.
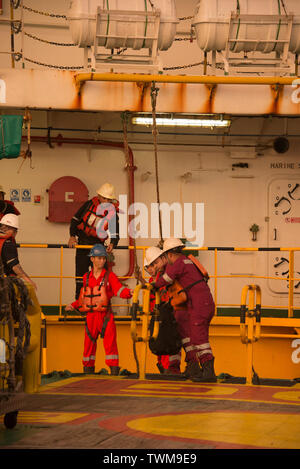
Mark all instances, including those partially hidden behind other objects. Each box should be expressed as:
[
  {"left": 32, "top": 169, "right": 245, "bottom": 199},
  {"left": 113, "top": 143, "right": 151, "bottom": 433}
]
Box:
[
  {"left": 83, "top": 366, "right": 95, "bottom": 374},
  {"left": 110, "top": 366, "right": 120, "bottom": 376},
  {"left": 183, "top": 361, "right": 203, "bottom": 380},
  {"left": 191, "top": 358, "right": 217, "bottom": 383}
]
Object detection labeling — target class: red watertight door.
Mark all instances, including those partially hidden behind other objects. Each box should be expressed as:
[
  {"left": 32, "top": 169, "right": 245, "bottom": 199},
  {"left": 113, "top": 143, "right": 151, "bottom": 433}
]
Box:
[{"left": 47, "top": 176, "right": 89, "bottom": 223}]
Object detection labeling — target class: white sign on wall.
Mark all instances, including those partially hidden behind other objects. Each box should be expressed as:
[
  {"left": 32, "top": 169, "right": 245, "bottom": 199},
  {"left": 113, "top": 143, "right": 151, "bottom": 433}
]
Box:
[
  {"left": 21, "top": 188, "right": 31, "bottom": 202},
  {"left": 268, "top": 178, "right": 300, "bottom": 294}
]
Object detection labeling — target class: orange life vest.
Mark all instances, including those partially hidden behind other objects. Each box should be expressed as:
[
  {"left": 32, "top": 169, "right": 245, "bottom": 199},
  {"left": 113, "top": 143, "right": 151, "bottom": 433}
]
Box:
[
  {"left": 76, "top": 197, "right": 119, "bottom": 239},
  {"left": 78, "top": 271, "right": 110, "bottom": 313},
  {"left": 76, "top": 197, "right": 108, "bottom": 239},
  {"left": 188, "top": 254, "right": 209, "bottom": 281},
  {"left": 166, "top": 256, "right": 209, "bottom": 309},
  {"left": 167, "top": 280, "right": 187, "bottom": 310}
]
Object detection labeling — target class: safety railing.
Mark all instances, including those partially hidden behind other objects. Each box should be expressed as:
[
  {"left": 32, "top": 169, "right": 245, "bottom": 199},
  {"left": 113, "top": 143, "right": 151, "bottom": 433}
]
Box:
[
  {"left": 130, "top": 283, "right": 160, "bottom": 380},
  {"left": 16, "top": 243, "right": 300, "bottom": 318},
  {"left": 240, "top": 285, "right": 262, "bottom": 385}
]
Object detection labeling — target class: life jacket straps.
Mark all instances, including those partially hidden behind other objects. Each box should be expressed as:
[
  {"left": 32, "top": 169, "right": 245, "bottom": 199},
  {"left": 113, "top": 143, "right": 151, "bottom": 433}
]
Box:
[{"left": 188, "top": 254, "right": 210, "bottom": 281}]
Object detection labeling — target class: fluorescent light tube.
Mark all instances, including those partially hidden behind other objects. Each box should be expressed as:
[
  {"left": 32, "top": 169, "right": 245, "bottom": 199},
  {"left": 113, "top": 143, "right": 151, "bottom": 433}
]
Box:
[{"left": 132, "top": 117, "right": 231, "bottom": 128}]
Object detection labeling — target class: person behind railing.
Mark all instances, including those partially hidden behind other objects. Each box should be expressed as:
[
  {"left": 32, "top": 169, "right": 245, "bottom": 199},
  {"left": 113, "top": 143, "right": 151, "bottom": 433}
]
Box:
[
  {"left": 68, "top": 182, "right": 120, "bottom": 299},
  {"left": 0, "top": 214, "right": 37, "bottom": 290},
  {"left": 151, "top": 238, "right": 216, "bottom": 383},
  {"left": 65, "top": 244, "right": 133, "bottom": 375}
]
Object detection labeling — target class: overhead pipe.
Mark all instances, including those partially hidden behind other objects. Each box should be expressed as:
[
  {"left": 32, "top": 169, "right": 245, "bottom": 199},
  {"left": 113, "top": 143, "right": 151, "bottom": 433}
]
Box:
[
  {"left": 23, "top": 134, "right": 136, "bottom": 279},
  {"left": 75, "top": 72, "right": 300, "bottom": 93}
]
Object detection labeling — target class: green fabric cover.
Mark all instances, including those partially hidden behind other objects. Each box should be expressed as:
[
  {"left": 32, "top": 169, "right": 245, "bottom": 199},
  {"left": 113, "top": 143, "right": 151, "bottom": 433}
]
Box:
[{"left": 0, "top": 115, "right": 23, "bottom": 159}]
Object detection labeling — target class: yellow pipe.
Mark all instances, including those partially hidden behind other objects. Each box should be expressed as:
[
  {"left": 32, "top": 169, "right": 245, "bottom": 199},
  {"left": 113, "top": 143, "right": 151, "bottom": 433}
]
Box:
[
  {"left": 75, "top": 72, "right": 300, "bottom": 90},
  {"left": 59, "top": 246, "right": 63, "bottom": 316},
  {"left": 130, "top": 283, "right": 143, "bottom": 342},
  {"left": 246, "top": 286, "right": 255, "bottom": 384},
  {"left": 254, "top": 285, "right": 262, "bottom": 342},
  {"left": 151, "top": 291, "right": 161, "bottom": 341},
  {"left": 214, "top": 249, "right": 218, "bottom": 317},
  {"left": 140, "top": 286, "right": 152, "bottom": 380},
  {"left": 240, "top": 285, "right": 249, "bottom": 345},
  {"left": 288, "top": 250, "right": 294, "bottom": 318},
  {"left": 240, "top": 284, "right": 262, "bottom": 384}
]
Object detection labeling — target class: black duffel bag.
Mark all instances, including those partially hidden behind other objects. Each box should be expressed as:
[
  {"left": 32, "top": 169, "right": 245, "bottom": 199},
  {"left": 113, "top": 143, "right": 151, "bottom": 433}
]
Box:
[{"left": 149, "top": 302, "right": 182, "bottom": 356}]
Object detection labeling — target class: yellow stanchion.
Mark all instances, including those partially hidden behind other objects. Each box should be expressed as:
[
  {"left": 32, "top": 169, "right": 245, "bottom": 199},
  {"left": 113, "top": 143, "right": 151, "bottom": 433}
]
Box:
[
  {"left": 130, "top": 283, "right": 160, "bottom": 380},
  {"left": 240, "top": 285, "right": 262, "bottom": 385},
  {"left": 22, "top": 284, "right": 42, "bottom": 393},
  {"left": 41, "top": 313, "right": 47, "bottom": 375}
]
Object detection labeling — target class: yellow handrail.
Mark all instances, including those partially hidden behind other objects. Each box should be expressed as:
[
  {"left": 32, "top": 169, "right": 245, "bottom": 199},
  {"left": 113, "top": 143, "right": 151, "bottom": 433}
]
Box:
[
  {"left": 130, "top": 283, "right": 160, "bottom": 380},
  {"left": 240, "top": 285, "right": 262, "bottom": 385},
  {"left": 16, "top": 244, "right": 300, "bottom": 318}
]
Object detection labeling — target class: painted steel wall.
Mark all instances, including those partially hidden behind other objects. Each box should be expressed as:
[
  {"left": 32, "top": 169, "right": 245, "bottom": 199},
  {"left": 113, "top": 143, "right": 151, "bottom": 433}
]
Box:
[{"left": 0, "top": 140, "right": 300, "bottom": 312}]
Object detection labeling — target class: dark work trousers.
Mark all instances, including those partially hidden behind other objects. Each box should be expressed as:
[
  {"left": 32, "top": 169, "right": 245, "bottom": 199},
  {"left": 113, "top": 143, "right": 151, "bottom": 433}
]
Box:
[{"left": 75, "top": 248, "right": 92, "bottom": 299}]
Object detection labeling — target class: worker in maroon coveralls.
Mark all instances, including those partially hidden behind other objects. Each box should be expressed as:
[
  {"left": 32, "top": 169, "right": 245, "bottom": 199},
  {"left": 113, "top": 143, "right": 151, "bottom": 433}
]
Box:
[
  {"left": 146, "top": 246, "right": 192, "bottom": 376},
  {"left": 152, "top": 238, "right": 216, "bottom": 382},
  {"left": 65, "top": 244, "right": 132, "bottom": 375}
]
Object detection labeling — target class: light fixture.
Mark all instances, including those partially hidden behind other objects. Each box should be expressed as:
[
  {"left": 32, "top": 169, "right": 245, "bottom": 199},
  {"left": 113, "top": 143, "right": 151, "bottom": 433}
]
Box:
[{"left": 131, "top": 115, "right": 231, "bottom": 128}]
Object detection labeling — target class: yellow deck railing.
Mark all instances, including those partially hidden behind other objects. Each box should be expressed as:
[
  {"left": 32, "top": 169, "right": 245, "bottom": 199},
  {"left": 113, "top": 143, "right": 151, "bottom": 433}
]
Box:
[{"left": 16, "top": 244, "right": 300, "bottom": 318}]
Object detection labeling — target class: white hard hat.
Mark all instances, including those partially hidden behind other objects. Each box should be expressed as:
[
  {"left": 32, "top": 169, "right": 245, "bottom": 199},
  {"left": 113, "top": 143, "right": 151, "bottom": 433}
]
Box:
[
  {"left": 1, "top": 214, "right": 19, "bottom": 229},
  {"left": 163, "top": 238, "right": 184, "bottom": 253},
  {"left": 97, "top": 183, "right": 116, "bottom": 200},
  {"left": 144, "top": 246, "right": 163, "bottom": 267}
]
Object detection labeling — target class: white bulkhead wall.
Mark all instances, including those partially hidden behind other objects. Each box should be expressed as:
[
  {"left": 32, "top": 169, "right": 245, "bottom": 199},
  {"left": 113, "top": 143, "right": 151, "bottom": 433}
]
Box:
[
  {"left": 1, "top": 138, "right": 300, "bottom": 311},
  {"left": 0, "top": 0, "right": 300, "bottom": 313}
]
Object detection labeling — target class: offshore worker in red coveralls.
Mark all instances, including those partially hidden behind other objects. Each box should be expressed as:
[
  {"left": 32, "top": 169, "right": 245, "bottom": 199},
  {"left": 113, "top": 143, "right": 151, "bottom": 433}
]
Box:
[
  {"left": 152, "top": 238, "right": 216, "bottom": 382},
  {"left": 65, "top": 244, "right": 132, "bottom": 375},
  {"left": 68, "top": 183, "right": 120, "bottom": 299}
]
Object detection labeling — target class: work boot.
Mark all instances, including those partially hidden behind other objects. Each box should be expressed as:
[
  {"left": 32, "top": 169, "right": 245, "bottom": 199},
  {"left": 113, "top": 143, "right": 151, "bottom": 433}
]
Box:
[
  {"left": 183, "top": 361, "right": 203, "bottom": 380},
  {"left": 191, "top": 358, "right": 217, "bottom": 383},
  {"left": 83, "top": 366, "right": 95, "bottom": 374},
  {"left": 110, "top": 366, "right": 120, "bottom": 376},
  {"left": 164, "top": 367, "right": 181, "bottom": 376}
]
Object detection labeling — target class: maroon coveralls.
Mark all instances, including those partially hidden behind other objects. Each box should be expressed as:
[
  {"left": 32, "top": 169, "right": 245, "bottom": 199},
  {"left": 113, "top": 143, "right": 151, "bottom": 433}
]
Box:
[{"left": 154, "top": 255, "right": 215, "bottom": 365}]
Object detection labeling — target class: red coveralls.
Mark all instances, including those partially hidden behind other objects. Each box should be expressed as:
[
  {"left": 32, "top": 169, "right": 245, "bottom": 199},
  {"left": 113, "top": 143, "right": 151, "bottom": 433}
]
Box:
[
  {"left": 72, "top": 269, "right": 131, "bottom": 369},
  {"left": 154, "top": 255, "right": 215, "bottom": 366}
]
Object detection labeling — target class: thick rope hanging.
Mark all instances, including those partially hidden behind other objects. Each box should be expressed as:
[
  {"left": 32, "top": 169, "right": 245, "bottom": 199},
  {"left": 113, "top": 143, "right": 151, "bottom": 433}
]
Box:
[
  {"left": 121, "top": 111, "right": 141, "bottom": 283},
  {"left": 121, "top": 112, "right": 141, "bottom": 377},
  {"left": 151, "top": 82, "right": 163, "bottom": 248}
]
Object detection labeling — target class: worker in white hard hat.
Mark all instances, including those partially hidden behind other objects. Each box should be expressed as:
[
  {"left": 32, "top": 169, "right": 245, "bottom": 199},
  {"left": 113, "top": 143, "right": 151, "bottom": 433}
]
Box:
[
  {"left": 152, "top": 238, "right": 217, "bottom": 383},
  {"left": 68, "top": 182, "right": 120, "bottom": 299},
  {"left": 0, "top": 214, "right": 37, "bottom": 290},
  {"left": 0, "top": 185, "right": 20, "bottom": 221},
  {"left": 144, "top": 246, "right": 187, "bottom": 375}
]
